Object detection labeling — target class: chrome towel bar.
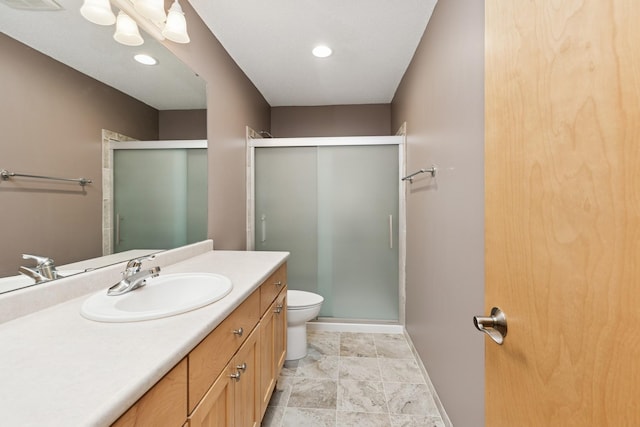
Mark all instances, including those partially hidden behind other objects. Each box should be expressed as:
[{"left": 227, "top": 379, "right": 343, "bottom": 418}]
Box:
[
  {"left": 401, "top": 165, "right": 436, "bottom": 183},
  {"left": 1, "top": 169, "right": 92, "bottom": 186}
]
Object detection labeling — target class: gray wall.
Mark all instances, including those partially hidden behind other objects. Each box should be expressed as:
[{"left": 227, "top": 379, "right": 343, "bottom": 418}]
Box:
[
  {"left": 0, "top": 33, "right": 159, "bottom": 277},
  {"left": 390, "top": 0, "right": 485, "bottom": 425},
  {"left": 271, "top": 104, "right": 391, "bottom": 137},
  {"left": 159, "top": 109, "right": 207, "bottom": 140},
  {"left": 164, "top": 1, "right": 270, "bottom": 250}
]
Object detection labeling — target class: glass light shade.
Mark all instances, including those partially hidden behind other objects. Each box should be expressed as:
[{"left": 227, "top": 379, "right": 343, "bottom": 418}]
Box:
[
  {"left": 162, "top": 0, "right": 190, "bottom": 43},
  {"left": 134, "top": 0, "right": 166, "bottom": 23},
  {"left": 113, "top": 11, "right": 144, "bottom": 46},
  {"left": 80, "top": 0, "right": 116, "bottom": 26}
]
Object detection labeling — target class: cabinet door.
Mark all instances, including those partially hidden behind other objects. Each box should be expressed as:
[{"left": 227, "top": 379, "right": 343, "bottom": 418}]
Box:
[
  {"left": 188, "top": 365, "right": 234, "bottom": 427},
  {"left": 233, "top": 326, "right": 261, "bottom": 427},
  {"left": 259, "top": 289, "right": 287, "bottom": 417},
  {"left": 273, "top": 291, "right": 287, "bottom": 373},
  {"left": 259, "top": 300, "right": 276, "bottom": 417},
  {"left": 113, "top": 359, "right": 187, "bottom": 427}
]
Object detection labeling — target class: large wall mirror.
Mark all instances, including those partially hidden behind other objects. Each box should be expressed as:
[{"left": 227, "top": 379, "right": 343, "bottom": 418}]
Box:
[{"left": 0, "top": 0, "right": 207, "bottom": 293}]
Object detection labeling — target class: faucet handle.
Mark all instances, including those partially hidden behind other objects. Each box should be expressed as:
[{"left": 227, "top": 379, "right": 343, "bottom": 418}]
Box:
[
  {"left": 22, "top": 254, "right": 55, "bottom": 268},
  {"left": 124, "top": 254, "right": 156, "bottom": 274}
]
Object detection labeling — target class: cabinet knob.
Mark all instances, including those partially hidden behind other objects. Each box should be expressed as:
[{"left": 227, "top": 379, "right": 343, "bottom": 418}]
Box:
[
  {"left": 274, "top": 304, "right": 283, "bottom": 314},
  {"left": 233, "top": 327, "right": 244, "bottom": 337},
  {"left": 236, "top": 362, "right": 247, "bottom": 372},
  {"left": 229, "top": 371, "right": 241, "bottom": 381},
  {"left": 274, "top": 280, "right": 283, "bottom": 287}
]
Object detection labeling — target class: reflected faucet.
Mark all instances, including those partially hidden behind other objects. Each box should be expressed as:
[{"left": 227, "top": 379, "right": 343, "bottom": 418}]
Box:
[
  {"left": 19, "top": 254, "right": 59, "bottom": 284},
  {"left": 107, "top": 255, "right": 160, "bottom": 296}
]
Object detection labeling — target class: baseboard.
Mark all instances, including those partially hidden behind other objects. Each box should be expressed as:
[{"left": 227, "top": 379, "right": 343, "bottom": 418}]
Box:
[{"left": 307, "top": 320, "right": 404, "bottom": 334}]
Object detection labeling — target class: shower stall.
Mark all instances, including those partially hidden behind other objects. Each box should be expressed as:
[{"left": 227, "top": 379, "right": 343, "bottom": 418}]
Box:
[{"left": 248, "top": 135, "right": 404, "bottom": 322}]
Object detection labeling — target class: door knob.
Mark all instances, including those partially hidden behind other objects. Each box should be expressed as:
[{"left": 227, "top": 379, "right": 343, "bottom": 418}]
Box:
[{"left": 473, "top": 307, "right": 507, "bottom": 345}]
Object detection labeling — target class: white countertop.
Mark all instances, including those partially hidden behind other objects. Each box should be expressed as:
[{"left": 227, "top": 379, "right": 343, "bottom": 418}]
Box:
[{"left": 0, "top": 249, "right": 288, "bottom": 427}]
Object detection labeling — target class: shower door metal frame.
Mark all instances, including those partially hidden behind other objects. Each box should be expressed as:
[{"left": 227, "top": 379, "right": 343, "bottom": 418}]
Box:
[{"left": 245, "top": 132, "right": 407, "bottom": 324}]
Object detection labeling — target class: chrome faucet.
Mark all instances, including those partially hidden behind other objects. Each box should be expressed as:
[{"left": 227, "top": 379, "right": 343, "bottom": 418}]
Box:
[
  {"left": 107, "top": 255, "right": 160, "bottom": 296},
  {"left": 19, "top": 254, "right": 59, "bottom": 284}
]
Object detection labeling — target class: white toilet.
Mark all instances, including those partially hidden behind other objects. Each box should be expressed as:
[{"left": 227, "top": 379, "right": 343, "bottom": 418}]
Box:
[{"left": 286, "top": 290, "right": 324, "bottom": 361}]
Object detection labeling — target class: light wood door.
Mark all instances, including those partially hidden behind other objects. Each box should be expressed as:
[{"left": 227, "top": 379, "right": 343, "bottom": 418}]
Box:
[{"left": 485, "top": 1, "right": 640, "bottom": 426}]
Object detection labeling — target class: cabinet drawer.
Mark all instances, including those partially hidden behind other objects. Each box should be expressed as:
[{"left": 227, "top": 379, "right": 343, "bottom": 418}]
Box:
[
  {"left": 259, "top": 264, "right": 287, "bottom": 315},
  {"left": 188, "top": 289, "right": 260, "bottom": 413},
  {"left": 112, "top": 358, "right": 187, "bottom": 427}
]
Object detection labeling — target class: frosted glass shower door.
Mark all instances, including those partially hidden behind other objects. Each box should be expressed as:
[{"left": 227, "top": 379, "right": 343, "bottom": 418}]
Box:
[
  {"left": 317, "top": 145, "right": 399, "bottom": 320},
  {"left": 113, "top": 149, "right": 207, "bottom": 252},
  {"left": 255, "top": 147, "right": 319, "bottom": 293},
  {"left": 254, "top": 142, "right": 399, "bottom": 321}
]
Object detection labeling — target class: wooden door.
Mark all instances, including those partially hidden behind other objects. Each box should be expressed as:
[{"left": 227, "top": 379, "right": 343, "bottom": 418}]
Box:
[{"left": 485, "top": 1, "right": 640, "bottom": 426}]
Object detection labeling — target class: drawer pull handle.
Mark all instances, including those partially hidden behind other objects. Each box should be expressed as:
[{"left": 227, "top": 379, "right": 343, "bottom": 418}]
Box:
[
  {"left": 274, "top": 280, "right": 283, "bottom": 287},
  {"left": 236, "top": 362, "right": 247, "bottom": 372},
  {"left": 233, "top": 327, "right": 244, "bottom": 337},
  {"left": 274, "top": 304, "right": 283, "bottom": 314},
  {"left": 229, "top": 371, "right": 241, "bottom": 381}
]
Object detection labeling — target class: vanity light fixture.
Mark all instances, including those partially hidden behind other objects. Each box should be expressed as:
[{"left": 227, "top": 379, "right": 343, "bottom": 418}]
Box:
[
  {"left": 79, "top": 0, "right": 190, "bottom": 46},
  {"left": 312, "top": 45, "right": 333, "bottom": 58},
  {"left": 113, "top": 11, "right": 143, "bottom": 46},
  {"left": 80, "top": 0, "right": 116, "bottom": 25},
  {"left": 134, "top": 53, "right": 157, "bottom": 65}
]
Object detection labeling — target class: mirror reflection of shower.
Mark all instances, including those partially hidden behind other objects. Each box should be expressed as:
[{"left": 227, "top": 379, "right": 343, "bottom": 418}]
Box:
[{"left": 107, "top": 138, "right": 207, "bottom": 254}]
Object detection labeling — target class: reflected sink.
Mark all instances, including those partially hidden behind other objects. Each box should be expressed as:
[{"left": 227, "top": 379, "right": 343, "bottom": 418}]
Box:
[{"left": 80, "top": 273, "right": 233, "bottom": 322}]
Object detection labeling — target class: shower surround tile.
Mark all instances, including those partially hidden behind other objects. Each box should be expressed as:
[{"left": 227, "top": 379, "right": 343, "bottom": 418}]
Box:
[{"left": 261, "top": 331, "right": 445, "bottom": 427}]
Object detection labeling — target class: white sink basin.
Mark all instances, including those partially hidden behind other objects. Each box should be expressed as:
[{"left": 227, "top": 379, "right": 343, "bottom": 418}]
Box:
[{"left": 80, "top": 273, "right": 233, "bottom": 322}]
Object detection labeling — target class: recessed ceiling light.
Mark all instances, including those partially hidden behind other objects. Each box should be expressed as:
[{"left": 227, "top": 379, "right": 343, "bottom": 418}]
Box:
[
  {"left": 312, "top": 45, "right": 332, "bottom": 58},
  {"left": 134, "top": 54, "right": 157, "bottom": 65}
]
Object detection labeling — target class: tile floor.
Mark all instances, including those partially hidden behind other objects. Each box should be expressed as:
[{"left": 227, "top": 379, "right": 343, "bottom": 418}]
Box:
[{"left": 261, "top": 330, "right": 445, "bottom": 427}]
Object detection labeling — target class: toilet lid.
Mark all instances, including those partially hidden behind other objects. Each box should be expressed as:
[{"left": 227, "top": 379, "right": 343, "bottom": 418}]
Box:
[{"left": 287, "top": 290, "right": 324, "bottom": 309}]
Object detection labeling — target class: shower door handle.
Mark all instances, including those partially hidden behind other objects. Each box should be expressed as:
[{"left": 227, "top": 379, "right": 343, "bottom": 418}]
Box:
[
  {"left": 389, "top": 214, "right": 393, "bottom": 249},
  {"left": 115, "top": 213, "right": 123, "bottom": 245}
]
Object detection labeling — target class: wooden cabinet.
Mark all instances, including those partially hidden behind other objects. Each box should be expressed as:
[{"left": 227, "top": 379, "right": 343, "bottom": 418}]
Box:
[
  {"left": 189, "top": 327, "right": 260, "bottom": 427},
  {"left": 259, "top": 290, "right": 287, "bottom": 417},
  {"left": 112, "top": 262, "right": 287, "bottom": 427},
  {"left": 188, "top": 290, "right": 260, "bottom": 413},
  {"left": 112, "top": 358, "right": 188, "bottom": 427},
  {"left": 232, "top": 326, "right": 261, "bottom": 427}
]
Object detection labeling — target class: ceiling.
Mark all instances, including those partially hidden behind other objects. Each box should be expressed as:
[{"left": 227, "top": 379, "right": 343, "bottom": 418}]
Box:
[
  {"left": 189, "top": 0, "right": 438, "bottom": 106},
  {"left": 0, "top": 0, "right": 437, "bottom": 108}
]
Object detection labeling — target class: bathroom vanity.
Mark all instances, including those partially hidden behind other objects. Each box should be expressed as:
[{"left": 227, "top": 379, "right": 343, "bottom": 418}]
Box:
[{"left": 0, "top": 241, "right": 288, "bottom": 426}]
